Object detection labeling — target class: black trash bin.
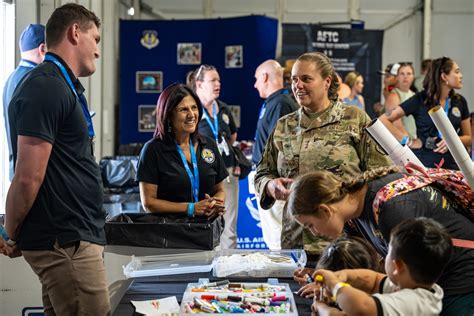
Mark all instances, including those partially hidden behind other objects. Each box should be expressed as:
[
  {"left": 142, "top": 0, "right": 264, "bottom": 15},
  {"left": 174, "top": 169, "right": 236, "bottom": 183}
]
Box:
[{"left": 105, "top": 213, "right": 224, "bottom": 250}]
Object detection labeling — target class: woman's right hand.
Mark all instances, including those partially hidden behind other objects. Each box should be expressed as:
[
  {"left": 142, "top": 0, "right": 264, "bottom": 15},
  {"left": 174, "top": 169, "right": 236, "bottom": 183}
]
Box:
[
  {"left": 266, "top": 177, "right": 294, "bottom": 200},
  {"left": 193, "top": 195, "right": 225, "bottom": 218}
]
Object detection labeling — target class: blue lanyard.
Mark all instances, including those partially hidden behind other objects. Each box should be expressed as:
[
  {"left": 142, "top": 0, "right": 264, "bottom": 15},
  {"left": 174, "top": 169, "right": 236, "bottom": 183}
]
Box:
[
  {"left": 44, "top": 54, "right": 95, "bottom": 139},
  {"left": 438, "top": 97, "right": 450, "bottom": 139},
  {"left": 176, "top": 139, "right": 199, "bottom": 202},
  {"left": 254, "top": 102, "right": 267, "bottom": 142},
  {"left": 258, "top": 102, "right": 267, "bottom": 120},
  {"left": 202, "top": 101, "right": 219, "bottom": 141},
  {"left": 19, "top": 59, "right": 36, "bottom": 68}
]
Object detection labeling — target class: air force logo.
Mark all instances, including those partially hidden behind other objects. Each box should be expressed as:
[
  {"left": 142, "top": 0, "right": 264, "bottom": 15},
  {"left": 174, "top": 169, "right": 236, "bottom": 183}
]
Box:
[
  {"left": 140, "top": 30, "right": 159, "bottom": 49},
  {"left": 201, "top": 148, "right": 216, "bottom": 164},
  {"left": 222, "top": 113, "right": 230, "bottom": 125},
  {"left": 451, "top": 107, "right": 461, "bottom": 118}
]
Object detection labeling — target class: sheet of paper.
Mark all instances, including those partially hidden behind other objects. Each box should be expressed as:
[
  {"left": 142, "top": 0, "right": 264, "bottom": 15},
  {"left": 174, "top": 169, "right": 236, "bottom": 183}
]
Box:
[{"left": 131, "top": 296, "right": 180, "bottom": 316}]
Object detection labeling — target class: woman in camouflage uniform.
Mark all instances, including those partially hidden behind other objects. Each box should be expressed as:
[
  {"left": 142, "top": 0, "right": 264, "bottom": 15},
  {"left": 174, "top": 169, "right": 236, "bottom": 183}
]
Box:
[{"left": 254, "top": 52, "right": 391, "bottom": 255}]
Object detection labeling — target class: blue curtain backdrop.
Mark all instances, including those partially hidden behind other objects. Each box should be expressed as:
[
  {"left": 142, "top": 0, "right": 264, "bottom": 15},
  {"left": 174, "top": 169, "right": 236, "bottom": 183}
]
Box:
[{"left": 119, "top": 15, "right": 278, "bottom": 144}]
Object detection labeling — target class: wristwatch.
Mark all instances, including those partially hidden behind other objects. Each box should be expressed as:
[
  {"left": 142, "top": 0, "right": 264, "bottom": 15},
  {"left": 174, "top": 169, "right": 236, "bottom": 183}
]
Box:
[{"left": 6, "top": 239, "right": 17, "bottom": 247}]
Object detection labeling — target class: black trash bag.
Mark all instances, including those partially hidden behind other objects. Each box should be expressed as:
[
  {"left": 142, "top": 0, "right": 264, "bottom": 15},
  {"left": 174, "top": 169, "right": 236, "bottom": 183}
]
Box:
[
  {"left": 100, "top": 156, "right": 138, "bottom": 188},
  {"left": 105, "top": 213, "right": 224, "bottom": 250},
  {"left": 118, "top": 143, "right": 144, "bottom": 156}
]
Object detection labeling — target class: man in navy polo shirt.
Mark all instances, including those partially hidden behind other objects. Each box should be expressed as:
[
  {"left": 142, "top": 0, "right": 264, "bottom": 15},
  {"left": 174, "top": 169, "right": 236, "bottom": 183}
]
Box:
[
  {"left": 1, "top": 4, "right": 110, "bottom": 315},
  {"left": 2, "top": 24, "right": 45, "bottom": 180},
  {"left": 253, "top": 59, "right": 298, "bottom": 250}
]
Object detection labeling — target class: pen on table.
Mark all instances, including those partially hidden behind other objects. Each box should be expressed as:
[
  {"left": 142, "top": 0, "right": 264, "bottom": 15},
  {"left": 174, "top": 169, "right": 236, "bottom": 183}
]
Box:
[{"left": 290, "top": 252, "right": 301, "bottom": 268}]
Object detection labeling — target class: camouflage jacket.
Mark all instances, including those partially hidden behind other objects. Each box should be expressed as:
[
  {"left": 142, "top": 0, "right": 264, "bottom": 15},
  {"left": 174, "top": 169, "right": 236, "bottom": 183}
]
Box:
[{"left": 254, "top": 101, "right": 392, "bottom": 252}]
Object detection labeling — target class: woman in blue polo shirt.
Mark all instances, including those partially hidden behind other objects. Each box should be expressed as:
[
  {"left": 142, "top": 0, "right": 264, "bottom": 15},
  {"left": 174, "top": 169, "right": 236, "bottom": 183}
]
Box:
[
  {"left": 136, "top": 83, "right": 228, "bottom": 218},
  {"left": 380, "top": 57, "right": 471, "bottom": 169}
]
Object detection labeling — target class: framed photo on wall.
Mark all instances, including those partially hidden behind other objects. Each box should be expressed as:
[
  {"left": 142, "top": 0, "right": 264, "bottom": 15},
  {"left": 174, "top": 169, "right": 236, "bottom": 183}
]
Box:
[
  {"left": 138, "top": 105, "right": 156, "bottom": 132},
  {"left": 225, "top": 45, "right": 243, "bottom": 68},
  {"left": 177, "top": 43, "right": 202, "bottom": 65},
  {"left": 136, "top": 71, "right": 163, "bottom": 93}
]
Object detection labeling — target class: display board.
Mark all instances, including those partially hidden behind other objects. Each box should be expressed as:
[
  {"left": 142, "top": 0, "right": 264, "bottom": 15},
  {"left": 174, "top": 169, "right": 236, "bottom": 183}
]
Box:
[
  {"left": 119, "top": 16, "right": 278, "bottom": 144},
  {"left": 236, "top": 176, "right": 267, "bottom": 249},
  {"left": 282, "top": 24, "right": 383, "bottom": 118}
]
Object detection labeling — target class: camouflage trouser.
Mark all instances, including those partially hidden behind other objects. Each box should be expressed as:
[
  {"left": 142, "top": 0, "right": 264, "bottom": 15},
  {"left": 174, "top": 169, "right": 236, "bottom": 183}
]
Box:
[{"left": 280, "top": 203, "right": 331, "bottom": 255}]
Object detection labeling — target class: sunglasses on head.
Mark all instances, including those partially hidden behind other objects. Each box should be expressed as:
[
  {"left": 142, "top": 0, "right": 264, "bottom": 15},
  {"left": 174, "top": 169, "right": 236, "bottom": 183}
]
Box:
[{"left": 195, "top": 64, "right": 214, "bottom": 80}]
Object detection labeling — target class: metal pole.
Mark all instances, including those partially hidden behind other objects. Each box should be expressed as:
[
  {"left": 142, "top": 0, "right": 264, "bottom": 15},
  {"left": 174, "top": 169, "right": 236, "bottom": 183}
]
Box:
[{"left": 423, "top": 0, "right": 431, "bottom": 59}]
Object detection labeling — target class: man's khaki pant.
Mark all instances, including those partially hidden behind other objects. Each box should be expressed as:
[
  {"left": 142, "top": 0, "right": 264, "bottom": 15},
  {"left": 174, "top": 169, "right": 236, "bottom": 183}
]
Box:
[{"left": 22, "top": 240, "right": 111, "bottom": 316}]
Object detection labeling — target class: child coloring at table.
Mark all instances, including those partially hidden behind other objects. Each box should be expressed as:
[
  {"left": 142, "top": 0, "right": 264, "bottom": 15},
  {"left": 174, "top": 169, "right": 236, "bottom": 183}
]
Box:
[
  {"left": 312, "top": 217, "right": 452, "bottom": 316},
  {"left": 295, "top": 236, "right": 382, "bottom": 298}
]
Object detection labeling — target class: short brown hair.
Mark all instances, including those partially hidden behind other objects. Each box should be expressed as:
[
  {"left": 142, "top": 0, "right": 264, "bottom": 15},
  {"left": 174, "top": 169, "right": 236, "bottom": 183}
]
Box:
[
  {"left": 296, "top": 52, "right": 339, "bottom": 101},
  {"left": 46, "top": 3, "right": 101, "bottom": 49}
]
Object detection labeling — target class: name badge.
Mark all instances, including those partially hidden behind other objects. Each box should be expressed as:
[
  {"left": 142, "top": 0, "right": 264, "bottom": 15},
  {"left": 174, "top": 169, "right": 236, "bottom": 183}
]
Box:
[{"left": 217, "top": 136, "right": 230, "bottom": 156}]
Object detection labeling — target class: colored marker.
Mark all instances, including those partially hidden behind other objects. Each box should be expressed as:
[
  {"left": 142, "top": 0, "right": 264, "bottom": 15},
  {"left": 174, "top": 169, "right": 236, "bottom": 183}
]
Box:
[
  {"left": 243, "top": 296, "right": 270, "bottom": 306},
  {"left": 211, "top": 301, "right": 223, "bottom": 313},
  {"left": 203, "top": 280, "right": 230, "bottom": 288},
  {"left": 271, "top": 295, "right": 288, "bottom": 302}
]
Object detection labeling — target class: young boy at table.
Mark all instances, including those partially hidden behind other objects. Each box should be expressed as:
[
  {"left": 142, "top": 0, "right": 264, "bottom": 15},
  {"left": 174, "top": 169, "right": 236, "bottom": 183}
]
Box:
[{"left": 312, "top": 217, "right": 452, "bottom": 316}]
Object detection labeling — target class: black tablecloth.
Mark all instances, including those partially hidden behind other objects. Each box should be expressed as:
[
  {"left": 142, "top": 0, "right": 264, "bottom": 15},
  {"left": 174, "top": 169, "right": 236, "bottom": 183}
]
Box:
[{"left": 113, "top": 272, "right": 313, "bottom": 315}]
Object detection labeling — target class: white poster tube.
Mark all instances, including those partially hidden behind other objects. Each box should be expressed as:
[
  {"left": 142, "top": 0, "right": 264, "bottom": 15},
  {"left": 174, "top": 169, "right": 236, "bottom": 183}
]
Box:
[
  {"left": 365, "top": 119, "right": 425, "bottom": 170},
  {"left": 428, "top": 106, "right": 474, "bottom": 189}
]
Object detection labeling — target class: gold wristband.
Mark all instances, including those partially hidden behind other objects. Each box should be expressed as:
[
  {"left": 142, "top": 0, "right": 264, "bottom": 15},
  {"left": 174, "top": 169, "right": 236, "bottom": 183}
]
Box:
[{"left": 331, "top": 282, "right": 351, "bottom": 301}]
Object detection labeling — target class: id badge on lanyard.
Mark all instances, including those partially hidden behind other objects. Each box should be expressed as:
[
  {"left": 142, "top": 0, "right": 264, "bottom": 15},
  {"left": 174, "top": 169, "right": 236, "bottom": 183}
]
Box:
[
  {"left": 217, "top": 136, "right": 230, "bottom": 156},
  {"left": 204, "top": 101, "right": 230, "bottom": 156}
]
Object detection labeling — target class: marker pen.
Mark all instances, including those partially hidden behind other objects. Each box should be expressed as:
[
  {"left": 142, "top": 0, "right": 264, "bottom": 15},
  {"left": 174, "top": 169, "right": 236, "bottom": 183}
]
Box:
[
  {"left": 203, "top": 280, "right": 230, "bottom": 288},
  {"left": 243, "top": 296, "right": 270, "bottom": 306}
]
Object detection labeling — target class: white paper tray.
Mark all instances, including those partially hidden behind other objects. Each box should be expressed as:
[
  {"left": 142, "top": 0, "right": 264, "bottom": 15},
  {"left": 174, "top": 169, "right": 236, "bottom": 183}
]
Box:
[
  {"left": 123, "top": 251, "right": 215, "bottom": 278},
  {"left": 212, "top": 249, "right": 306, "bottom": 278}
]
